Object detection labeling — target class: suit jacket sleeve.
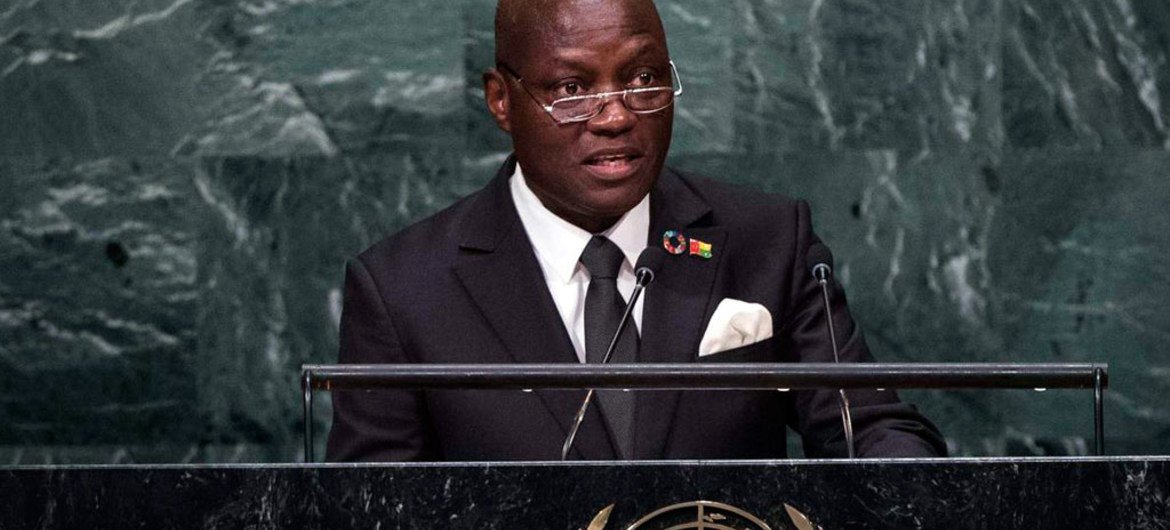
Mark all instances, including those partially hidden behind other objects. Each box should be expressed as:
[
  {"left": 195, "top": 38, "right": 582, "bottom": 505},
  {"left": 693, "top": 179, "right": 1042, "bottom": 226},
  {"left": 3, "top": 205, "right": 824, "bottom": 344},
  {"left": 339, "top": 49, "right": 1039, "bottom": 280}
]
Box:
[
  {"left": 325, "top": 258, "right": 438, "bottom": 462},
  {"left": 782, "top": 200, "right": 947, "bottom": 458}
]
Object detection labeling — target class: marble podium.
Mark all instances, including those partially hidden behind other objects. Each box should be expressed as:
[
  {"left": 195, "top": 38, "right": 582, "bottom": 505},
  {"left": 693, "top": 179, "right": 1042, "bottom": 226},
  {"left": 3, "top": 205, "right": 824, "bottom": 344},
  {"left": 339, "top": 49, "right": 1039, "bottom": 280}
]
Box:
[{"left": 4, "top": 458, "right": 1168, "bottom": 528}]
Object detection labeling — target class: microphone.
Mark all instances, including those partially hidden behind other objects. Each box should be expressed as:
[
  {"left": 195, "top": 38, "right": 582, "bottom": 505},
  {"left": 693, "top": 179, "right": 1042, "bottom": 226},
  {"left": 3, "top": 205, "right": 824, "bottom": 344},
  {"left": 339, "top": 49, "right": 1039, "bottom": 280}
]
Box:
[
  {"left": 808, "top": 243, "right": 833, "bottom": 283},
  {"left": 561, "top": 246, "right": 668, "bottom": 460},
  {"left": 806, "top": 242, "right": 856, "bottom": 459}
]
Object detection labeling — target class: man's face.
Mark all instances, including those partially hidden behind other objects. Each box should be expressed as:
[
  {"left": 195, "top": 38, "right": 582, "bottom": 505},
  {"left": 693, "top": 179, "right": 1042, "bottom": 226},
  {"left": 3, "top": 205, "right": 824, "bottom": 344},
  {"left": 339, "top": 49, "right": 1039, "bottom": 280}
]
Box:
[{"left": 486, "top": 0, "right": 674, "bottom": 233}]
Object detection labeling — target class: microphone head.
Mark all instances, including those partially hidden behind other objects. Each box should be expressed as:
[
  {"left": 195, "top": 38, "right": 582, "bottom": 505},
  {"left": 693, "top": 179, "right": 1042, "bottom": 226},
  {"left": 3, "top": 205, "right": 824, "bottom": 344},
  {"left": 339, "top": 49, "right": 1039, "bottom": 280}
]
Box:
[
  {"left": 634, "top": 246, "right": 669, "bottom": 286},
  {"left": 806, "top": 242, "right": 834, "bottom": 281}
]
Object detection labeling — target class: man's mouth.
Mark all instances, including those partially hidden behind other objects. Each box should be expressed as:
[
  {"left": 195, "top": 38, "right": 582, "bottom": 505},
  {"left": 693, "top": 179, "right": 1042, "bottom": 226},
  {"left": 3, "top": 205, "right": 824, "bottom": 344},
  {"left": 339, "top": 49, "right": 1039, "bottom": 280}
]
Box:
[
  {"left": 582, "top": 149, "right": 645, "bottom": 178},
  {"left": 586, "top": 154, "right": 640, "bottom": 166}
]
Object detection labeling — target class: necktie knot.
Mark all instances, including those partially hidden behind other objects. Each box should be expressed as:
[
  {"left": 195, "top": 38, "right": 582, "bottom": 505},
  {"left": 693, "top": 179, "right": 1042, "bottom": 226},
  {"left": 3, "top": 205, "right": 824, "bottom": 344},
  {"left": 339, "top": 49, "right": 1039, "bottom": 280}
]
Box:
[{"left": 580, "top": 236, "right": 625, "bottom": 280}]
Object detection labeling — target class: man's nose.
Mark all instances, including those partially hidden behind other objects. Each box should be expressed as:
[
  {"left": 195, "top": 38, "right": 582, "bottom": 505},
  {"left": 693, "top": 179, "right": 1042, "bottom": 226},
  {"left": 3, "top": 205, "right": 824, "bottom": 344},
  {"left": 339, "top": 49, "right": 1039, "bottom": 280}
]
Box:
[{"left": 586, "top": 95, "right": 636, "bottom": 135}]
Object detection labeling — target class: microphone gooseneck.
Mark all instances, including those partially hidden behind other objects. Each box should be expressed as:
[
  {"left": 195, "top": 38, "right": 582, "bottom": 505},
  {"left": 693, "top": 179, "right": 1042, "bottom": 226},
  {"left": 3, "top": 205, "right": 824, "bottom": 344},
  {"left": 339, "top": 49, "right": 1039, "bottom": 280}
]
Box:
[
  {"left": 806, "top": 242, "right": 856, "bottom": 459},
  {"left": 561, "top": 246, "right": 667, "bottom": 461},
  {"left": 602, "top": 246, "right": 668, "bottom": 365}
]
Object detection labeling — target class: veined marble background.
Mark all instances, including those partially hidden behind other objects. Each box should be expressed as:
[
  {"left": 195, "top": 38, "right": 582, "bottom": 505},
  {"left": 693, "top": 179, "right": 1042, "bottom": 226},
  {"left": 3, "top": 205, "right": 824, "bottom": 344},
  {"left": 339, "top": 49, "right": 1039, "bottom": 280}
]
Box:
[{"left": 1, "top": 0, "right": 1167, "bottom": 463}]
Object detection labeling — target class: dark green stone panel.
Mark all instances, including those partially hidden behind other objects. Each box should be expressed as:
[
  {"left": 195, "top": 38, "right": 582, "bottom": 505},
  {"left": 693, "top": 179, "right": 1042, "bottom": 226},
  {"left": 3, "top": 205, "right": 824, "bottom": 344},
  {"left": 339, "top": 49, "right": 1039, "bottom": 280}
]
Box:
[
  {"left": 0, "top": 0, "right": 213, "bottom": 158},
  {"left": 657, "top": 0, "right": 737, "bottom": 155},
  {"left": 180, "top": 0, "right": 466, "bottom": 157},
  {"left": 2, "top": 0, "right": 1169, "bottom": 461},
  {"left": 1003, "top": 0, "right": 1170, "bottom": 149},
  {"left": 990, "top": 149, "right": 1170, "bottom": 453},
  {"left": 727, "top": 0, "right": 1003, "bottom": 159},
  {"left": 0, "top": 158, "right": 200, "bottom": 445}
]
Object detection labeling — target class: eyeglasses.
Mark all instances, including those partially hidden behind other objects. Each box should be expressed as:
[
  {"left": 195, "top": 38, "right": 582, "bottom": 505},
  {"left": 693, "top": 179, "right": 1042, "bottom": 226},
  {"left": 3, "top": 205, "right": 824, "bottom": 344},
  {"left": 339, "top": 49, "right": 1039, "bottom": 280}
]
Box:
[{"left": 497, "top": 61, "right": 683, "bottom": 125}]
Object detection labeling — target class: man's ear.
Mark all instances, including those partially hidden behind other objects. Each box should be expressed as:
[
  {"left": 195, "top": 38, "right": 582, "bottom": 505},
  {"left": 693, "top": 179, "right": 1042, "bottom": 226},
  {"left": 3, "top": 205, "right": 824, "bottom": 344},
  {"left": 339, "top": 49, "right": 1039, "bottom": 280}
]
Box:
[{"left": 483, "top": 69, "right": 512, "bottom": 133}]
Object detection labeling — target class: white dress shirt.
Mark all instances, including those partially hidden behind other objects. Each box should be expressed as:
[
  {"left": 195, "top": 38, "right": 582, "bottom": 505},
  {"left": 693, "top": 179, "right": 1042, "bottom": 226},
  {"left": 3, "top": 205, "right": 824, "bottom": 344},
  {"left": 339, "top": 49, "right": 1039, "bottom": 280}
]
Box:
[{"left": 509, "top": 164, "right": 649, "bottom": 363}]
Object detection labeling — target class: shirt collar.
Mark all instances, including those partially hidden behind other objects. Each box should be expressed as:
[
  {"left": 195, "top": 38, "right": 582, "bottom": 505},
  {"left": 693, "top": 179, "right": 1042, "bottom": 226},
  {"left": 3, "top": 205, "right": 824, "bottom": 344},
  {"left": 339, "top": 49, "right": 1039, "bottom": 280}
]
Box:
[{"left": 510, "top": 163, "right": 650, "bottom": 284}]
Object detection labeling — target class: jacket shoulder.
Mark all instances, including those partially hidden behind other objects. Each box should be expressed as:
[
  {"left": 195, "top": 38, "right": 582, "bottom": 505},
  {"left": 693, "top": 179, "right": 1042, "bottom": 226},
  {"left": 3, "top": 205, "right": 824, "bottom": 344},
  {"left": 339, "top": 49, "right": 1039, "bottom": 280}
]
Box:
[
  {"left": 353, "top": 188, "right": 481, "bottom": 280},
  {"left": 670, "top": 168, "right": 807, "bottom": 227}
]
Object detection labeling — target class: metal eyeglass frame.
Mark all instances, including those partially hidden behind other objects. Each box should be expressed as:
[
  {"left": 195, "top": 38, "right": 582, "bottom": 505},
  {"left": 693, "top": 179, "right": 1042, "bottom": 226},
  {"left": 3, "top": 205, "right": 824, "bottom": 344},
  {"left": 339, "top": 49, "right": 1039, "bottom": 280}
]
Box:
[{"left": 496, "top": 60, "right": 683, "bottom": 125}]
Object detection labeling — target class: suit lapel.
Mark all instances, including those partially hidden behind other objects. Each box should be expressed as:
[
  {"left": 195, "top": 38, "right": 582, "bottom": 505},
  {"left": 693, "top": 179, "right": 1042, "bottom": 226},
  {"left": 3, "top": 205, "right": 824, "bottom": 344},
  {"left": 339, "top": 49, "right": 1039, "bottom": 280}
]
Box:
[
  {"left": 635, "top": 169, "right": 727, "bottom": 459},
  {"left": 452, "top": 157, "right": 619, "bottom": 460}
]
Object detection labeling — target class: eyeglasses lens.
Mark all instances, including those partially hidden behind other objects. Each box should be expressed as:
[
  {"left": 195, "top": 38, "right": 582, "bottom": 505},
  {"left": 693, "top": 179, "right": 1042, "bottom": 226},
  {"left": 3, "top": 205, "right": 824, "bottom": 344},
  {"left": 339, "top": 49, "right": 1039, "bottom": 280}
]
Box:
[
  {"left": 550, "top": 88, "right": 675, "bottom": 123},
  {"left": 627, "top": 89, "right": 672, "bottom": 111}
]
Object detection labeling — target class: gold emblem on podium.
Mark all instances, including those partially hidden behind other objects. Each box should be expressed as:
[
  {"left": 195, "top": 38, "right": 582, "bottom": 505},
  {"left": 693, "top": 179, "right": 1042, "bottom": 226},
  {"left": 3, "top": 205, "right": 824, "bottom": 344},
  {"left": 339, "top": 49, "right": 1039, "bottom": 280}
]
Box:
[{"left": 585, "top": 500, "right": 821, "bottom": 530}]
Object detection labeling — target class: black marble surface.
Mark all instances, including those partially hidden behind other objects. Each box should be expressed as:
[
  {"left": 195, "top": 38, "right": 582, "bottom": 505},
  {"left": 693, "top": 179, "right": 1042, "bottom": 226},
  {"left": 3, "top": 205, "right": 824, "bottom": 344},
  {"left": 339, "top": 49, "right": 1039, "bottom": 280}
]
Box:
[{"left": 3, "top": 458, "right": 1169, "bottom": 529}]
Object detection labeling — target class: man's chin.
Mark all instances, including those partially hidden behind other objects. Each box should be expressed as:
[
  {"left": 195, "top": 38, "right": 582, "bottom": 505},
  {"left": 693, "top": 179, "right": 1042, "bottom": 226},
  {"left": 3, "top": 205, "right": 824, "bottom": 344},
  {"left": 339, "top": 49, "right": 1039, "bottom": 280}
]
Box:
[
  {"left": 525, "top": 165, "right": 656, "bottom": 231},
  {"left": 576, "top": 194, "right": 649, "bottom": 226}
]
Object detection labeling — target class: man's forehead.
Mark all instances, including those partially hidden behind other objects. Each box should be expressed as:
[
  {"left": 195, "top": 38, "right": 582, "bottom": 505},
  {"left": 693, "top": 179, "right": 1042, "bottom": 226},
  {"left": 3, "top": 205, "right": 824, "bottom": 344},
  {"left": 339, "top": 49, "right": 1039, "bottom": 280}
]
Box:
[
  {"left": 504, "top": 0, "right": 655, "bottom": 29},
  {"left": 495, "top": 0, "right": 666, "bottom": 64},
  {"left": 500, "top": 0, "right": 634, "bottom": 21}
]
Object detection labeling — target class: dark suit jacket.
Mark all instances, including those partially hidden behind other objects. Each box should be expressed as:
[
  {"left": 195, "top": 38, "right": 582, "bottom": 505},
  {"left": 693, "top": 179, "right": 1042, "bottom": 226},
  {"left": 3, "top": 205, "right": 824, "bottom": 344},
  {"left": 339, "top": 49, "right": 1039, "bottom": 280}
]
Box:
[{"left": 326, "top": 157, "right": 945, "bottom": 461}]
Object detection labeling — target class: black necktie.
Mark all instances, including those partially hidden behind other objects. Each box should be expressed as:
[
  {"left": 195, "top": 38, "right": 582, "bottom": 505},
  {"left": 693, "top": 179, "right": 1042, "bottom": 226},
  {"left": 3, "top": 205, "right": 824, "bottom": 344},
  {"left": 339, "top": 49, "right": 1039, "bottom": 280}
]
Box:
[{"left": 579, "top": 236, "right": 637, "bottom": 459}]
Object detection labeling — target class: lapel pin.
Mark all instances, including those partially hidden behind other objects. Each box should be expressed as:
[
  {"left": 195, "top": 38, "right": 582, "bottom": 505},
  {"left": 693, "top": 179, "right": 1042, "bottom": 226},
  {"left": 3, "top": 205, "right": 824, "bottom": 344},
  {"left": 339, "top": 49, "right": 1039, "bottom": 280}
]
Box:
[
  {"left": 688, "top": 238, "right": 713, "bottom": 259},
  {"left": 662, "top": 230, "right": 713, "bottom": 259},
  {"left": 663, "top": 230, "right": 687, "bottom": 255}
]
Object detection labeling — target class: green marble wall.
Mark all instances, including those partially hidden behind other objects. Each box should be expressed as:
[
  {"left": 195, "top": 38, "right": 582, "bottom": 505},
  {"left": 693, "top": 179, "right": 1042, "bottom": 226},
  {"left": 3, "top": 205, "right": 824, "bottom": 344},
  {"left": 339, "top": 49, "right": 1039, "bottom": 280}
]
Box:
[{"left": 1, "top": 0, "right": 1167, "bottom": 463}]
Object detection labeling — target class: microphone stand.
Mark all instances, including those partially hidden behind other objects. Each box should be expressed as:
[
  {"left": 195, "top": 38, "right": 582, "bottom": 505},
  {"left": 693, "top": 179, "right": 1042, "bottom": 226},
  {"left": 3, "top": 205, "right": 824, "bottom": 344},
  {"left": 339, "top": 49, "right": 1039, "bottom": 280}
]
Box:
[
  {"left": 561, "top": 267, "right": 655, "bottom": 461},
  {"left": 813, "top": 263, "right": 856, "bottom": 459}
]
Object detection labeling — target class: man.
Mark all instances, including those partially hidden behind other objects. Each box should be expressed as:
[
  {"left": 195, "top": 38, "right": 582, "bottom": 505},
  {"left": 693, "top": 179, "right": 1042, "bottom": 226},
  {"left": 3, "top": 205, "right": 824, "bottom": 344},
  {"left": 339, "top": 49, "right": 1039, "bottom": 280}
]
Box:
[{"left": 326, "top": 0, "right": 945, "bottom": 461}]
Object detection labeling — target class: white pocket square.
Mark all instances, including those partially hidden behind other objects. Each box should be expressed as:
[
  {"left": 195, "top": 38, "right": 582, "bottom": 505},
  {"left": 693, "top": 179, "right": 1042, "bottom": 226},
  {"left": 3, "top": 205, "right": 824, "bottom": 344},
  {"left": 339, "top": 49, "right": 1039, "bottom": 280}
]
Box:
[{"left": 698, "top": 298, "right": 774, "bottom": 357}]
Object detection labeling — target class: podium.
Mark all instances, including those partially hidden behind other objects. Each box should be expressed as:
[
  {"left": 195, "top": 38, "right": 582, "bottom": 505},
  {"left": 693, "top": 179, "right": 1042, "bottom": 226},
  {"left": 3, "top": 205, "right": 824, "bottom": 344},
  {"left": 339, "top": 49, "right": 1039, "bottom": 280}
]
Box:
[
  {"left": 5, "top": 363, "right": 1147, "bottom": 528},
  {"left": 3, "top": 458, "right": 1169, "bottom": 527}
]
